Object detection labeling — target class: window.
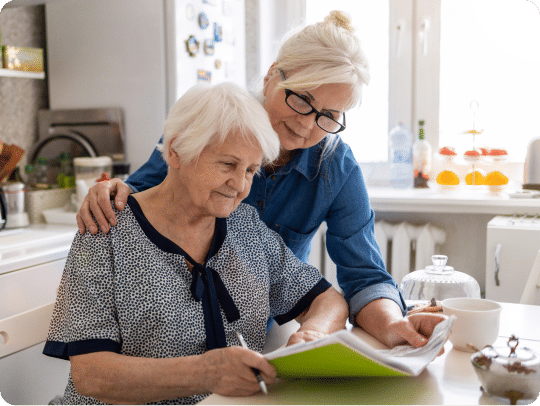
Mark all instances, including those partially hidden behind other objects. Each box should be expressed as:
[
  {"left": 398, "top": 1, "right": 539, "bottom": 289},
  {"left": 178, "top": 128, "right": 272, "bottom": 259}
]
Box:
[
  {"left": 438, "top": 0, "right": 540, "bottom": 160},
  {"left": 302, "top": 0, "right": 540, "bottom": 166}
]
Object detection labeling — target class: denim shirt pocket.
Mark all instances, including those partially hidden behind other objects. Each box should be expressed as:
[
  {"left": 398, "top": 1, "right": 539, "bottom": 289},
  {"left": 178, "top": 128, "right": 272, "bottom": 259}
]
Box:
[{"left": 276, "top": 224, "right": 318, "bottom": 261}]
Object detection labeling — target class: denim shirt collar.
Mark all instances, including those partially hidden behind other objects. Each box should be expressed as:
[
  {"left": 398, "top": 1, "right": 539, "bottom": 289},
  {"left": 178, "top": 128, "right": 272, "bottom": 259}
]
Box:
[{"left": 275, "top": 140, "right": 325, "bottom": 181}]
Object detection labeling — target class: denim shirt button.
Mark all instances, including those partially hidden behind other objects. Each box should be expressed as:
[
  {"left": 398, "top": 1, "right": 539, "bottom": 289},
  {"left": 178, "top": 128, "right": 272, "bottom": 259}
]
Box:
[
  {"left": 271, "top": 175, "right": 278, "bottom": 181},
  {"left": 257, "top": 201, "right": 264, "bottom": 207}
]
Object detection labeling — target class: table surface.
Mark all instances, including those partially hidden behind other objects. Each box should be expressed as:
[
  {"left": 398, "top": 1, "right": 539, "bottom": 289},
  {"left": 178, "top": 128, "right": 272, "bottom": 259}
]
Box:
[{"left": 199, "top": 302, "right": 540, "bottom": 405}]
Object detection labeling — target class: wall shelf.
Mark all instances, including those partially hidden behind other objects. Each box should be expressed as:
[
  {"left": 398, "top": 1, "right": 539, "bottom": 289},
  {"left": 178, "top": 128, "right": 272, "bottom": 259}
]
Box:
[{"left": 0, "top": 68, "right": 45, "bottom": 79}]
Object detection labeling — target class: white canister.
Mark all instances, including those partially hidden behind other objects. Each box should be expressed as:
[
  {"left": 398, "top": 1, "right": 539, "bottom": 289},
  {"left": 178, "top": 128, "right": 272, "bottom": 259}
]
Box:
[
  {"left": 524, "top": 136, "right": 540, "bottom": 188},
  {"left": 73, "top": 156, "right": 113, "bottom": 204},
  {"left": 1, "top": 182, "right": 30, "bottom": 228}
]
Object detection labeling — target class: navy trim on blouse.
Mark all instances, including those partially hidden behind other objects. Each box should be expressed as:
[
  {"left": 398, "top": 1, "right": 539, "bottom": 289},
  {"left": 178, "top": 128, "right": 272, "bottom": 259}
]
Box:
[
  {"left": 273, "top": 279, "right": 332, "bottom": 325},
  {"left": 44, "top": 339, "right": 121, "bottom": 360},
  {"left": 128, "top": 194, "right": 239, "bottom": 350},
  {"left": 127, "top": 194, "right": 227, "bottom": 260}
]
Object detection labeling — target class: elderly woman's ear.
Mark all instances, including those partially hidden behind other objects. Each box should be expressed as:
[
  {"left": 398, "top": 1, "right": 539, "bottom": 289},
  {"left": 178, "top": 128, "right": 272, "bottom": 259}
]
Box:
[{"left": 168, "top": 143, "right": 181, "bottom": 169}]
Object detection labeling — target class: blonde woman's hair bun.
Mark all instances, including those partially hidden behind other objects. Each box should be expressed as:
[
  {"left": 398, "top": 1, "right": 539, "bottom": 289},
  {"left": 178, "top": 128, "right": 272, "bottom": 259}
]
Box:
[{"left": 324, "top": 10, "right": 353, "bottom": 32}]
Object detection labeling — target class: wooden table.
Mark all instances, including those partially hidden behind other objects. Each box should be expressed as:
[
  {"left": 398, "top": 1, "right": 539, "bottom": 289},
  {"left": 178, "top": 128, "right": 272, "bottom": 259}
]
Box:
[{"left": 199, "top": 302, "right": 540, "bottom": 405}]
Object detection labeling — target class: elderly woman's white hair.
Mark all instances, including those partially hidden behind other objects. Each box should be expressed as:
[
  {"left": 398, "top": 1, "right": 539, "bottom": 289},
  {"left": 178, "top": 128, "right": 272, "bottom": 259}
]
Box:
[{"left": 159, "top": 82, "right": 280, "bottom": 166}]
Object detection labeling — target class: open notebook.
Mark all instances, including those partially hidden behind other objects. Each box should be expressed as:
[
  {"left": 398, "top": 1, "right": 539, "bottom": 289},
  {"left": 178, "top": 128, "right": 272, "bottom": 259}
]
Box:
[{"left": 265, "top": 315, "right": 455, "bottom": 378}]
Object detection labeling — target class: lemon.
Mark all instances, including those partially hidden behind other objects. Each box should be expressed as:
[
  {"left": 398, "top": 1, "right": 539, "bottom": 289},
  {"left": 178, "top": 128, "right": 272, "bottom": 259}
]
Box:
[{"left": 436, "top": 170, "right": 460, "bottom": 185}]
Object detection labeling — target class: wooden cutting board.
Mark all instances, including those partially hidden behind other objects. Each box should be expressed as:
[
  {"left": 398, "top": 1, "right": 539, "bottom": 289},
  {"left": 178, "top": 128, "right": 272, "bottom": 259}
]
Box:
[{"left": 0, "top": 143, "right": 25, "bottom": 182}]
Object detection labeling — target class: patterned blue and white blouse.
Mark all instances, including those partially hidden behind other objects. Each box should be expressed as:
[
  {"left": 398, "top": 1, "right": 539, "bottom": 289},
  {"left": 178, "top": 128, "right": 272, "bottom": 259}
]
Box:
[{"left": 43, "top": 196, "right": 330, "bottom": 405}]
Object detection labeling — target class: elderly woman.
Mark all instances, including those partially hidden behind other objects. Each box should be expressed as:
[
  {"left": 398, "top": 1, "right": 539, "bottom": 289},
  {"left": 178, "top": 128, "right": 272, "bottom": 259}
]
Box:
[
  {"left": 76, "top": 11, "right": 446, "bottom": 350},
  {"left": 43, "top": 82, "right": 348, "bottom": 405}
]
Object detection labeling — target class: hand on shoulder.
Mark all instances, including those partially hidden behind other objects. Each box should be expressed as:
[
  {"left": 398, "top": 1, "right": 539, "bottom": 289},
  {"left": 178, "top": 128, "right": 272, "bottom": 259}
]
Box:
[{"left": 76, "top": 178, "right": 131, "bottom": 235}]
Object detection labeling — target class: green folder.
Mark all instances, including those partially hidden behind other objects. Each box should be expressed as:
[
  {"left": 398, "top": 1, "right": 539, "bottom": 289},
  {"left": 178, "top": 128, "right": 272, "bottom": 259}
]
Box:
[
  {"left": 268, "top": 342, "right": 407, "bottom": 378},
  {"left": 265, "top": 317, "right": 454, "bottom": 379}
]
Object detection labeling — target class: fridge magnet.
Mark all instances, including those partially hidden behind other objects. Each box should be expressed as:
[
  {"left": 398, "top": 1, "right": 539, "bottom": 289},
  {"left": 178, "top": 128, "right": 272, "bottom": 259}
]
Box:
[
  {"left": 213, "top": 23, "right": 223, "bottom": 42},
  {"left": 214, "top": 59, "right": 222, "bottom": 69},
  {"left": 197, "top": 70, "right": 212, "bottom": 83},
  {"left": 198, "top": 12, "right": 209, "bottom": 30},
  {"left": 185, "top": 35, "right": 199, "bottom": 57},
  {"left": 204, "top": 39, "right": 215, "bottom": 56},
  {"left": 185, "top": 3, "right": 195, "bottom": 21}
]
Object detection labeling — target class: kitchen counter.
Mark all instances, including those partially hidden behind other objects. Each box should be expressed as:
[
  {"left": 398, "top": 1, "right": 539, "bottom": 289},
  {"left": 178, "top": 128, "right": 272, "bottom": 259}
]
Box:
[
  {"left": 367, "top": 186, "right": 540, "bottom": 215},
  {"left": 0, "top": 224, "right": 77, "bottom": 275}
]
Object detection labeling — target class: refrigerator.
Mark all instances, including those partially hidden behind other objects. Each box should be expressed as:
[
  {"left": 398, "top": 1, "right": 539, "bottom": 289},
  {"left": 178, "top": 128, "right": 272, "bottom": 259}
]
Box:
[
  {"left": 45, "top": 0, "right": 246, "bottom": 173},
  {"left": 485, "top": 215, "right": 540, "bottom": 303}
]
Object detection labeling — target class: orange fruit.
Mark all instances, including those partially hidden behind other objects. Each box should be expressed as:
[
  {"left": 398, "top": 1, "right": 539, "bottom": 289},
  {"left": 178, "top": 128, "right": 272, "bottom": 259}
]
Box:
[
  {"left": 465, "top": 171, "right": 485, "bottom": 185},
  {"left": 484, "top": 171, "right": 508, "bottom": 186},
  {"left": 436, "top": 170, "right": 460, "bottom": 185}
]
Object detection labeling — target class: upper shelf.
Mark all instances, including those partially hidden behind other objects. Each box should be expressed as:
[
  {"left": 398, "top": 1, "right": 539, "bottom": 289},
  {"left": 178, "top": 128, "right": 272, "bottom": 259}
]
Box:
[{"left": 0, "top": 68, "right": 45, "bottom": 79}]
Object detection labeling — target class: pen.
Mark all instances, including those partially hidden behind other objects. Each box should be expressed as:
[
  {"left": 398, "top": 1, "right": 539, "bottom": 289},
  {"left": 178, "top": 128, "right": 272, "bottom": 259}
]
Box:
[{"left": 235, "top": 331, "right": 268, "bottom": 395}]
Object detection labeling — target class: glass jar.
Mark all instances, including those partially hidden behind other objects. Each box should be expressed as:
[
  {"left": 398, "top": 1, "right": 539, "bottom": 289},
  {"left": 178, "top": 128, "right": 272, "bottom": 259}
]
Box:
[
  {"left": 73, "top": 156, "right": 113, "bottom": 183},
  {"left": 57, "top": 152, "right": 76, "bottom": 189}
]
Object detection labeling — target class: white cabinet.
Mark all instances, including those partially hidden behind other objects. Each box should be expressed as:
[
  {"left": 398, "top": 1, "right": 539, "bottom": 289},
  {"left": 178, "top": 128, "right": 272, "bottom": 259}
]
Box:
[
  {"left": 485, "top": 216, "right": 540, "bottom": 303},
  {"left": 0, "top": 258, "right": 71, "bottom": 405},
  {"left": 0, "top": 225, "right": 75, "bottom": 405}
]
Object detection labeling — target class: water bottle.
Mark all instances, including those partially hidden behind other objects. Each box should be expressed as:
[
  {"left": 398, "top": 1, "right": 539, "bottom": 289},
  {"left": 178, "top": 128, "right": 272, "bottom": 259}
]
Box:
[{"left": 389, "top": 122, "right": 413, "bottom": 188}]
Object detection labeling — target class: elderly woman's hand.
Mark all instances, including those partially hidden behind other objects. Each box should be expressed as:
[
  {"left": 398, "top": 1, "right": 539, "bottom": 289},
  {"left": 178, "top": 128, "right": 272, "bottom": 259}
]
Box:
[
  {"left": 286, "top": 329, "right": 327, "bottom": 346},
  {"left": 76, "top": 178, "right": 131, "bottom": 235},
  {"left": 202, "top": 346, "right": 276, "bottom": 396}
]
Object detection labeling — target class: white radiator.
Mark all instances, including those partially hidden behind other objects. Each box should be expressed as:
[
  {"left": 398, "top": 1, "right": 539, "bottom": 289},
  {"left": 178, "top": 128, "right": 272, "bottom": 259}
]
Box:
[
  {"left": 374, "top": 221, "right": 447, "bottom": 284},
  {"left": 308, "top": 221, "right": 447, "bottom": 291}
]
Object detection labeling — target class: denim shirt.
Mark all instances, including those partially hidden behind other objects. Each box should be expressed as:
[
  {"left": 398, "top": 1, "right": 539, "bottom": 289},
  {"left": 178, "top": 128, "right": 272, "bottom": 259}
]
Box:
[{"left": 126, "top": 137, "right": 406, "bottom": 321}]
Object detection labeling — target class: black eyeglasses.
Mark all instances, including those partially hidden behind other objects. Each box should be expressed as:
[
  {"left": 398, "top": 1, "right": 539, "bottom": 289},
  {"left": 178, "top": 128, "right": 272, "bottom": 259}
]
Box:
[{"left": 279, "top": 70, "right": 346, "bottom": 134}]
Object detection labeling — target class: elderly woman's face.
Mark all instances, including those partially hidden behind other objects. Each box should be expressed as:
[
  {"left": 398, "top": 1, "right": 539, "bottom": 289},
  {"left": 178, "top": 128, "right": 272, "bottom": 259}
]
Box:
[
  {"left": 175, "top": 131, "right": 263, "bottom": 218},
  {"left": 263, "top": 67, "right": 352, "bottom": 152}
]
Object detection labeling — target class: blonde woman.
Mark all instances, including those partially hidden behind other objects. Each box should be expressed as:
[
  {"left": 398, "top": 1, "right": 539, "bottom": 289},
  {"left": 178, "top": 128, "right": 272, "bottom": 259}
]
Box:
[{"left": 76, "top": 11, "right": 446, "bottom": 350}]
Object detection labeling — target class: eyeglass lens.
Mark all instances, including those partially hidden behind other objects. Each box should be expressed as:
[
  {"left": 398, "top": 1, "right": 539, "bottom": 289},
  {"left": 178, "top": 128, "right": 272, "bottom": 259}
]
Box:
[{"left": 286, "top": 92, "right": 344, "bottom": 133}]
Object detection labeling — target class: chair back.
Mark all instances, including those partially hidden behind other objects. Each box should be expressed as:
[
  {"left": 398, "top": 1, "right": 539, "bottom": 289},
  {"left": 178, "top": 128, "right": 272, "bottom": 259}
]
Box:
[{"left": 520, "top": 249, "right": 540, "bottom": 305}]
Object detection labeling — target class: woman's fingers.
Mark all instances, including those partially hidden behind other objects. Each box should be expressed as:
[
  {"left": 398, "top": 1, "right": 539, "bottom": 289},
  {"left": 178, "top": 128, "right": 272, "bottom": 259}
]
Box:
[
  {"left": 76, "top": 198, "right": 99, "bottom": 234},
  {"left": 389, "top": 313, "right": 448, "bottom": 349},
  {"left": 113, "top": 180, "right": 132, "bottom": 211},
  {"left": 204, "top": 347, "right": 276, "bottom": 397},
  {"left": 76, "top": 178, "right": 130, "bottom": 234}
]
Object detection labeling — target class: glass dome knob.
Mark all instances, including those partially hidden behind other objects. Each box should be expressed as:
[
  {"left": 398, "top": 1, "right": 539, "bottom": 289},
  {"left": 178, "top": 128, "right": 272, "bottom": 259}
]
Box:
[{"left": 432, "top": 255, "right": 448, "bottom": 271}]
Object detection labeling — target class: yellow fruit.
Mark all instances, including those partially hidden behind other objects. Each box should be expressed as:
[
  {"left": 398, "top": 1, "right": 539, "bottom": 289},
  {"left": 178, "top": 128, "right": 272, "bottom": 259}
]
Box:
[
  {"left": 465, "top": 171, "right": 485, "bottom": 185},
  {"left": 484, "top": 171, "right": 508, "bottom": 186},
  {"left": 436, "top": 170, "right": 460, "bottom": 185}
]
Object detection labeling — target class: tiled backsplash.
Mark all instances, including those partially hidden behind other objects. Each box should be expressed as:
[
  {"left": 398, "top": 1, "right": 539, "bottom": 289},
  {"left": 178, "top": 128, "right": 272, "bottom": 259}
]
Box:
[{"left": 0, "top": 5, "right": 48, "bottom": 172}]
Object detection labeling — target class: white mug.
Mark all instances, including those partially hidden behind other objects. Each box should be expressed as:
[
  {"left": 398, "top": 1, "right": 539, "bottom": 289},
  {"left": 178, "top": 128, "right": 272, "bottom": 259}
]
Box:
[{"left": 442, "top": 297, "right": 502, "bottom": 352}]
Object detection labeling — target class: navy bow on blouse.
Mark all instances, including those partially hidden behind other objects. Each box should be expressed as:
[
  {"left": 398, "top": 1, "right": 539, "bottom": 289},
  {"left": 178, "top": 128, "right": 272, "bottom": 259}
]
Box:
[{"left": 188, "top": 260, "right": 240, "bottom": 350}]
